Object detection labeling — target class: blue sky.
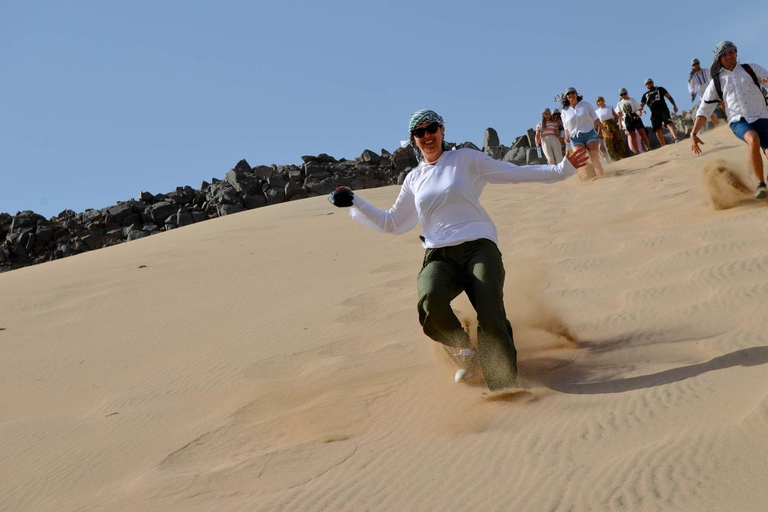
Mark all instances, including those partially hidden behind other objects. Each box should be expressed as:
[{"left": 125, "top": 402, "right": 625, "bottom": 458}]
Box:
[{"left": 2, "top": 0, "right": 766, "bottom": 218}]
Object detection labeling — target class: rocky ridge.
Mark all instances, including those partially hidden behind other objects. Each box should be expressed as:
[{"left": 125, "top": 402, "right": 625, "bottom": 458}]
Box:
[{"left": 1, "top": 111, "right": 701, "bottom": 274}]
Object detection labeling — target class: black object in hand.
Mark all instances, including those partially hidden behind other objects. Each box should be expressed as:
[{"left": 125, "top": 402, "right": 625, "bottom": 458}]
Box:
[{"left": 328, "top": 187, "right": 354, "bottom": 207}]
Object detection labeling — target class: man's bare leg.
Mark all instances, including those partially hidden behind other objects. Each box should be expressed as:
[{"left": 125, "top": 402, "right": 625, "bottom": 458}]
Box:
[
  {"left": 744, "top": 130, "right": 765, "bottom": 183},
  {"left": 666, "top": 122, "right": 678, "bottom": 141}
]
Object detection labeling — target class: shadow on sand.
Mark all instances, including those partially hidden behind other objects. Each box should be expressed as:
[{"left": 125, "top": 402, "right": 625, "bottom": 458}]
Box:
[{"left": 530, "top": 346, "right": 768, "bottom": 395}]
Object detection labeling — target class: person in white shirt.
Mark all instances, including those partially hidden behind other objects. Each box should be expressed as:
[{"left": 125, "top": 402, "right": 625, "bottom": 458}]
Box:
[
  {"left": 560, "top": 87, "right": 605, "bottom": 178},
  {"left": 688, "top": 58, "right": 710, "bottom": 101},
  {"left": 595, "top": 96, "right": 627, "bottom": 161},
  {"left": 688, "top": 58, "right": 719, "bottom": 127},
  {"left": 617, "top": 88, "right": 651, "bottom": 152},
  {"left": 328, "top": 109, "right": 588, "bottom": 391},
  {"left": 691, "top": 41, "right": 768, "bottom": 199}
]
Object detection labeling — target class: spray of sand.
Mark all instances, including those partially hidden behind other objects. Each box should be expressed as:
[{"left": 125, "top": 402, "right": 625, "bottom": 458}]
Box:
[
  {"left": 702, "top": 159, "right": 753, "bottom": 210},
  {"left": 433, "top": 259, "right": 576, "bottom": 392}
]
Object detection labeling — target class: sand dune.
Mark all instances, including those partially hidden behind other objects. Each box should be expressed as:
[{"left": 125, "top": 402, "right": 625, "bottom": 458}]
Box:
[{"left": 3, "top": 126, "right": 768, "bottom": 511}]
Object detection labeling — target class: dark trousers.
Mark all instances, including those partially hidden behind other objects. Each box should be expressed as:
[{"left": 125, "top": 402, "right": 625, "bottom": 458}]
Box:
[{"left": 417, "top": 238, "right": 517, "bottom": 390}]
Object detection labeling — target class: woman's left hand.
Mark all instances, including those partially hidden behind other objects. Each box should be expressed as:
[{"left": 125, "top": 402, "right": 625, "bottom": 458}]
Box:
[{"left": 566, "top": 146, "right": 589, "bottom": 168}]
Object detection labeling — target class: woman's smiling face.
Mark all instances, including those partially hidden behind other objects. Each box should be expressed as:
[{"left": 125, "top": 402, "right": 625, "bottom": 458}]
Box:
[{"left": 412, "top": 122, "right": 445, "bottom": 163}]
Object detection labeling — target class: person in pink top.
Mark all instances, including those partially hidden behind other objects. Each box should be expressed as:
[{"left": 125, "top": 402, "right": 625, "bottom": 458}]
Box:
[{"left": 535, "top": 108, "right": 564, "bottom": 164}]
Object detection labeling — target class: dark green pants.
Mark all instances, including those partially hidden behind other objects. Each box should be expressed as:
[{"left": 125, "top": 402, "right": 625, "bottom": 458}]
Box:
[{"left": 417, "top": 238, "right": 517, "bottom": 390}]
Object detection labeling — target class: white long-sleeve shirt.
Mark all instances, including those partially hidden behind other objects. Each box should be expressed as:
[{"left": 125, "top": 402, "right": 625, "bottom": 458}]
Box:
[
  {"left": 688, "top": 68, "right": 710, "bottom": 98},
  {"left": 697, "top": 62, "right": 768, "bottom": 124},
  {"left": 561, "top": 101, "right": 599, "bottom": 137},
  {"left": 349, "top": 148, "right": 576, "bottom": 248}
]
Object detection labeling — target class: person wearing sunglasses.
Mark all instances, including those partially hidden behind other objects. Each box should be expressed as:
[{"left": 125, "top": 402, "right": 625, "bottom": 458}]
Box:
[
  {"left": 691, "top": 41, "right": 768, "bottom": 199},
  {"left": 330, "top": 109, "right": 588, "bottom": 392}
]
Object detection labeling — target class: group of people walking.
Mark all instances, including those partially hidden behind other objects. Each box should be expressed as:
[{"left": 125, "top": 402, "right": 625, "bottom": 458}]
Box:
[
  {"left": 535, "top": 79, "right": 683, "bottom": 173},
  {"left": 328, "top": 40, "right": 768, "bottom": 395}
]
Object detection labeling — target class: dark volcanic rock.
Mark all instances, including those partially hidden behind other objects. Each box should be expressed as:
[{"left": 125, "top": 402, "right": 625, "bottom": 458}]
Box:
[{"left": 2, "top": 121, "right": 551, "bottom": 273}]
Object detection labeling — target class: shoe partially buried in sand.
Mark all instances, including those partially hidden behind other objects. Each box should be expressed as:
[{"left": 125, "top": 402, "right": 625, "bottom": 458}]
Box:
[{"left": 453, "top": 348, "right": 476, "bottom": 383}]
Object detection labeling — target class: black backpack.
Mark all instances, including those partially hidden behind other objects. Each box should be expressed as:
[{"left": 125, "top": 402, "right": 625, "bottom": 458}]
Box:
[{"left": 707, "top": 64, "right": 768, "bottom": 106}]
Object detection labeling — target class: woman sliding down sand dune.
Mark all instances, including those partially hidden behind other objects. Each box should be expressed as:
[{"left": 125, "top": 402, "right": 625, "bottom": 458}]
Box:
[{"left": 330, "top": 109, "right": 588, "bottom": 391}]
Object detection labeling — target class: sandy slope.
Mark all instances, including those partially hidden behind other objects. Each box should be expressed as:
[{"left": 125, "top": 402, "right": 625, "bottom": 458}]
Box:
[{"left": 3, "top": 126, "right": 768, "bottom": 511}]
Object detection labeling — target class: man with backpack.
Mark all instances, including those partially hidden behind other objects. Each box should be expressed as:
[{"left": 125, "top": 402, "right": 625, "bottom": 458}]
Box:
[{"left": 691, "top": 41, "right": 768, "bottom": 199}]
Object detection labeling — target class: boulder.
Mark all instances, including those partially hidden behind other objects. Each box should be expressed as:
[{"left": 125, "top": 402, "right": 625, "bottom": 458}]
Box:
[
  {"left": 225, "top": 168, "right": 260, "bottom": 194},
  {"left": 502, "top": 147, "right": 526, "bottom": 165},
  {"left": 176, "top": 209, "right": 194, "bottom": 227},
  {"left": 147, "top": 202, "right": 180, "bottom": 226},
  {"left": 483, "top": 128, "right": 500, "bottom": 150},
  {"left": 512, "top": 135, "right": 530, "bottom": 149},
  {"left": 393, "top": 146, "right": 418, "bottom": 173},
  {"left": 217, "top": 204, "right": 244, "bottom": 216},
  {"left": 82, "top": 209, "right": 103, "bottom": 224},
  {"left": 358, "top": 149, "right": 381, "bottom": 166},
  {"left": 254, "top": 165, "right": 274, "bottom": 180},
  {"left": 126, "top": 230, "right": 150, "bottom": 241},
  {"left": 81, "top": 234, "right": 101, "bottom": 251},
  {"left": 105, "top": 203, "right": 134, "bottom": 226},
  {"left": 454, "top": 142, "right": 479, "bottom": 151},
  {"left": 526, "top": 147, "right": 548, "bottom": 165},
  {"left": 526, "top": 128, "right": 537, "bottom": 147},
  {"left": 242, "top": 193, "right": 267, "bottom": 209},
  {"left": 233, "top": 159, "right": 251, "bottom": 173}
]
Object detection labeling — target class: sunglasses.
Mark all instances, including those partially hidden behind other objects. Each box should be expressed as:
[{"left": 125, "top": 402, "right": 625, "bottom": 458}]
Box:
[{"left": 411, "top": 122, "right": 440, "bottom": 138}]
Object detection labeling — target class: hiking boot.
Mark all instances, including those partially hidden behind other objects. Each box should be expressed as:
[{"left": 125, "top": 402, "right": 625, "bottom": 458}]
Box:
[
  {"left": 453, "top": 348, "right": 476, "bottom": 383},
  {"left": 756, "top": 183, "right": 767, "bottom": 200}
]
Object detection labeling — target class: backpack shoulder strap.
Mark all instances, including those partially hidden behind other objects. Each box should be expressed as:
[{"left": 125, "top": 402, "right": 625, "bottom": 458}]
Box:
[
  {"left": 742, "top": 64, "right": 761, "bottom": 88},
  {"left": 706, "top": 75, "right": 723, "bottom": 104},
  {"left": 708, "top": 64, "right": 765, "bottom": 104}
]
